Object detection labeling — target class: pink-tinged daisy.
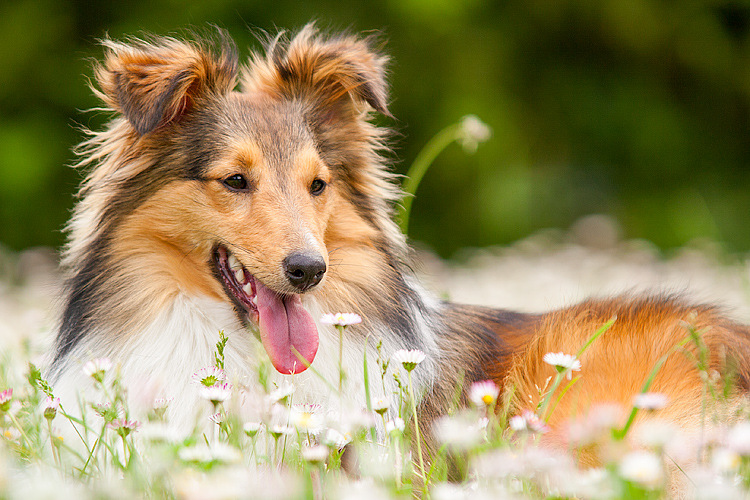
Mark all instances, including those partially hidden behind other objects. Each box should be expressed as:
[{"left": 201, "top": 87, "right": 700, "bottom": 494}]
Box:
[
  {"left": 199, "top": 383, "right": 232, "bottom": 405},
  {"left": 543, "top": 352, "right": 581, "bottom": 379},
  {"left": 82, "top": 358, "right": 112, "bottom": 382},
  {"left": 0, "top": 389, "right": 12, "bottom": 412},
  {"left": 43, "top": 396, "right": 60, "bottom": 420},
  {"left": 509, "top": 410, "right": 550, "bottom": 434},
  {"left": 469, "top": 380, "right": 500, "bottom": 407},
  {"left": 191, "top": 366, "right": 227, "bottom": 387},
  {"left": 320, "top": 312, "right": 362, "bottom": 327},
  {"left": 107, "top": 418, "right": 141, "bottom": 438},
  {"left": 153, "top": 397, "right": 173, "bottom": 409},
  {"left": 632, "top": 392, "right": 668, "bottom": 411},
  {"left": 208, "top": 412, "right": 226, "bottom": 425},
  {"left": 391, "top": 349, "right": 426, "bottom": 372}
]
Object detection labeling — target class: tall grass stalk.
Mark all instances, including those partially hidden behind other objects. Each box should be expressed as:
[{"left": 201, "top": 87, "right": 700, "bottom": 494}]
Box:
[{"left": 398, "top": 115, "right": 490, "bottom": 234}]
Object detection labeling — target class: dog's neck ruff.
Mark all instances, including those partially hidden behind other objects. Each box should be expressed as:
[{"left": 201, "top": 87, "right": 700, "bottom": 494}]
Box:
[{"left": 52, "top": 277, "right": 443, "bottom": 431}]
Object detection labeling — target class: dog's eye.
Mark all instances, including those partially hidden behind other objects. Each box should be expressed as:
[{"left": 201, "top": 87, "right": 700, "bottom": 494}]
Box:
[
  {"left": 310, "top": 178, "right": 327, "bottom": 196},
  {"left": 223, "top": 174, "right": 249, "bottom": 191}
]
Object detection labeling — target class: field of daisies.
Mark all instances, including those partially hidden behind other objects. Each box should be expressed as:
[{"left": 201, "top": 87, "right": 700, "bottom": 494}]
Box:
[{"left": 3, "top": 218, "right": 750, "bottom": 499}]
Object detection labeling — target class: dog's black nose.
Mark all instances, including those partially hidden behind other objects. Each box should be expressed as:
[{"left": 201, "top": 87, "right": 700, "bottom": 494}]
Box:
[{"left": 283, "top": 252, "right": 326, "bottom": 291}]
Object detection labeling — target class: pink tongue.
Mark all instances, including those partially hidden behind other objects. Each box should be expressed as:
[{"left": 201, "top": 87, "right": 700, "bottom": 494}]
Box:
[{"left": 255, "top": 280, "right": 318, "bottom": 374}]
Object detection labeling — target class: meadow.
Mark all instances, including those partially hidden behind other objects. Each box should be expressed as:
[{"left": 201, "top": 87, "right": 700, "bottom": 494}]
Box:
[{"left": 1, "top": 220, "right": 749, "bottom": 499}]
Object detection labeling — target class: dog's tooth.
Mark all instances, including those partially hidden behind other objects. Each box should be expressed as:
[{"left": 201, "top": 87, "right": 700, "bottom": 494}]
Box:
[
  {"left": 243, "top": 282, "right": 253, "bottom": 296},
  {"left": 234, "top": 268, "right": 245, "bottom": 284},
  {"left": 251, "top": 296, "right": 258, "bottom": 306},
  {"left": 228, "top": 254, "right": 242, "bottom": 271}
]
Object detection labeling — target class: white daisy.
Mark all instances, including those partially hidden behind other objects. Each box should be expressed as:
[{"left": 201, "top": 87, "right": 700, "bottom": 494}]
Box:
[
  {"left": 509, "top": 410, "right": 550, "bottom": 434},
  {"left": 82, "top": 358, "right": 113, "bottom": 381},
  {"left": 320, "top": 312, "right": 362, "bottom": 326},
  {"left": 191, "top": 366, "right": 227, "bottom": 387},
  {"left": 391, "top": 349, "right": 426, "bottom": 372},
  {"left": 543, "top": 352, "right": 581, "bottom": 379},
  {"left": 618, "top": 450, "right": 664, "bottom": 489},
  {"left": 632, "top": 392, "right": 668, "bottom": 410},
  {"left": 302, "top": 444, "right": 329, "bottom": 465},
  {"left": 199, "top": 383, "right": 232, "bottom": 405},
  {"left": 469, "top": 380, "right": 500, "bottom": 407}
]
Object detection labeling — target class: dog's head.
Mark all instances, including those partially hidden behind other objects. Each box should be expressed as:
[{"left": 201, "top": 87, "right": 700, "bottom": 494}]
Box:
[{"left": 82, "top": 26, "right": 394, "bottom": 374}]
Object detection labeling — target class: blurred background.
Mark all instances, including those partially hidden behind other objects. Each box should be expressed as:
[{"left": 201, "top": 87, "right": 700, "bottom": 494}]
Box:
[{"left": 1, "top": 0, "right": 749, "bottom": 260}]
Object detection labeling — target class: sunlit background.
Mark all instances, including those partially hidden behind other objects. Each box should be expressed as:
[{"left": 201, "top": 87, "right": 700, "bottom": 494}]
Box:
[{"left": 1, "top": 0, "right": 749, "bottom": 259}]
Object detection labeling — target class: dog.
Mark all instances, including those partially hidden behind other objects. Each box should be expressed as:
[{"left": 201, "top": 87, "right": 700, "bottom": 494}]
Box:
[{"left": 50, "top": 25, "right": 750, "bottom": 456}]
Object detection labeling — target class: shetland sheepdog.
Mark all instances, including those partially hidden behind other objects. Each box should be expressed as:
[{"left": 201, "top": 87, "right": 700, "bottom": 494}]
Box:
[{"left": 50, "top": 25, "right": 750, "bottom": 453}]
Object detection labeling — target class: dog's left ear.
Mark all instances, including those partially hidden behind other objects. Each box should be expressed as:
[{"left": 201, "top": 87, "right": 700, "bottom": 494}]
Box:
[
  {"left": 95, "top": 32, "right": 238, "bottom": 135},
  {"left": 243, "top": 25, "right": 390, "bottom": 123}
]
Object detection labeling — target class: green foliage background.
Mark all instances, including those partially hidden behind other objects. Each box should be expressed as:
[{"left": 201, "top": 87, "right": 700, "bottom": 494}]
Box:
[{"left": 1, "top": 0, "right": 748, "bottom": 258}]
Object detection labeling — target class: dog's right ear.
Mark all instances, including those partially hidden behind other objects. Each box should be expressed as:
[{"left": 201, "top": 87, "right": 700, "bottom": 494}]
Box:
[{"left": 94, "top": 32, "right": 238, "bottom": 135}]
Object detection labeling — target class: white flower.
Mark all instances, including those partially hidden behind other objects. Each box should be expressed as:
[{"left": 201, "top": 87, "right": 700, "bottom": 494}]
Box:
[
  {"left": 140, "top": 422, "right": 184, "bottom": 443},
  {"left": 191, "top": 366, "right": 227, "bottom": 387},
  {"left": 82, "top": 358, "right": 112, "bottom": 381},
  {"left": 199, "top": 383, "right": 232, "bottom": 405},
  {"left": 178, "top": 443, "right": 240, "bottom": 464},
  {"left": 726, "top": 421, "right": 750, "bottom": 456},
  {"left": 208, "top": 412, "right": 226, "bottom": 425},
  {"left": 290, "top": 404, "right": 324, "bottom": 433},
  {"left": 543, "top": 352, "right": 581, "bottom": 379},
  {"left": 320, "top": 313, "right": 362, "bottom": 326},
  {"left": 243, "top": 421, "right": 262, "bottom": 437},
  {"left": 385, "top": 417, "right": 405, "bottom": 435},
  {"left": 632, "top": 419, "right": 678, "bottom": 449},
  {"left": 324, "top": 428, "right": 351, "bottom": 448},
  {"left": 302, "top": 444, "right": 329, "bottom": 465},
  {"left": 372, "top": 397, "right": 390, "bottom": 415},
  {"left": 153, "top": 397, "right": 173, "bottom": 409},
  {"left": 107, "top": 418, "right": 141, "bottom": 438},
  {"left": 469, "top": 380, "right": 500, "bottom": 407},
  {"left": 457, "top": 115, "right": 492, "bottom": 153},
  {"left": 434, "top": 413, "right": 483, "bottom": 451},
  {"left": 269, "top": 382, "right": 295, "bottom": 404},
  {"left": 633, "top": 392, "right": 668, "bottom": 410},
  {"left": 391, "top": 349, "right": 426, "bottom": 372},
  {"left": 618, "top": 450, "right": 664, "bottom": 489},
  {"left": 712, "top": 447, "right": 741, "bottom": 474},
  {"left": 509, "top": 410, "right": 549, "bottom": 434},
  {"left": 269, "top": 425, "right": 294, "bottom": 439}
]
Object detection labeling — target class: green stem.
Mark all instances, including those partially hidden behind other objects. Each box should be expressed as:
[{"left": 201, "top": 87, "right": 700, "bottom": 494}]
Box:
[
  {"left": 399, "top": 124, "right": 461, "bottom": 234},
  {"left": 7, "top": 412, "right": 35, "bottom": 452},
  {"left": 338, "top": 325, "right": 344, "bottom": 394},
  {"left": 614, "top": 337, "right": 690, "bottom": 440},
  {"left": 47, "top": 419, "right": 60, "bottom": 470},
  {"left": 407, "top": 371, "right": 426, "bottom": 482},
  {"left": 363, "top": 336, "right": 377, "bottom": 442}
]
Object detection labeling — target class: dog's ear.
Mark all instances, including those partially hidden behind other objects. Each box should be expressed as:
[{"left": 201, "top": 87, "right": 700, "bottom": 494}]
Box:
[
  {"left": 95, "top": 32, "right": 238, "bottom": 135},
  {"left": 243, "top": 25, "right": 390, "bottom": 123}
]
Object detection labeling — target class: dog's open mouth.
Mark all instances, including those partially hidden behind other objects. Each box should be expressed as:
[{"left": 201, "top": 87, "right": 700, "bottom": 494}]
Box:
[{"left": 214, "top": 246, "right": 319, "bottom": 374}]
